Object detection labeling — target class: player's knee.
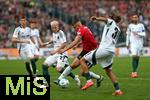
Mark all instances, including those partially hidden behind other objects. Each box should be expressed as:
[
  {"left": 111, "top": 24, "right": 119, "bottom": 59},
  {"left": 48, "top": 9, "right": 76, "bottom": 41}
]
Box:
[
  {"left": 56, "top": 67, "right": 62, "bottom": 72},
  {"left": 80, "top": 57, "right": 86, "bottom": 63},
  {"left": 34, "top": 55, "right": 39, "bottom": 59}
]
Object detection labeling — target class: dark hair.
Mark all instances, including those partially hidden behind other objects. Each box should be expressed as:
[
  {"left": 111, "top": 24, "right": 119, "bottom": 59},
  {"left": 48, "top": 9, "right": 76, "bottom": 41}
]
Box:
[
  {"left": 71, "top": 17, "right": 81, "bottom": 25},
  {"left": 109, "top": 10, "right": 121, "bottom": 23},
  {"left": 29, "top": 19, "right": 36, "bottom": 23},
  {"left": 20, "top": 13, "right": 26, "bottom": 18}
]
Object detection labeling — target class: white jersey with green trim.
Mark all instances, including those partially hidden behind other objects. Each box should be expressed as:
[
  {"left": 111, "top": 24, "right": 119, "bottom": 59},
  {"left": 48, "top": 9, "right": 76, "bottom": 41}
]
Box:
[
  {"left": 126, "top": 23, "right": 145, "bottom": 47},
  {"left": 12, "top": 26, "right": 32, "bottom": 50},
  {"left": 99, "top": 18, "right": 120, "bottom": 53},
  {"left": 52, "top": 30, "right": 67, "bottom": 50},
  {"left": 31, "top": 28, "right": 40, "bottom": 47}
]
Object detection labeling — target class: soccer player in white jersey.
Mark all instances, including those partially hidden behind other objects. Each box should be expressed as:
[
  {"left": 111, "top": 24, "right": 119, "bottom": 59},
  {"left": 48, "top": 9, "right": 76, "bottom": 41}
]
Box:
[
  {"left": 29, "top": 20, "right": 51, "bottom": 74},
  {"left": 80, "top": 10, "right": 123, "bottom": 96},
  {"left": 126, "top": 14, "right": 146, "bottom": 78},
  {"left": 12, "top": 16, "right": 37, "bottom": 76},
  {"left": 42, "top": 20, "right": 80, "bottom": 87}
]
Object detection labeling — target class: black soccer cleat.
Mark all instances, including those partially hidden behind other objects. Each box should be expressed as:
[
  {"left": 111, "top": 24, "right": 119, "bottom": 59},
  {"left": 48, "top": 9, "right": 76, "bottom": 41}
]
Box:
[
  {"left": 96, "top": 75, "right": 104, "bottom": 88},
  {"left": 54, "top": 79, "right": 60, "bottom": 85}
]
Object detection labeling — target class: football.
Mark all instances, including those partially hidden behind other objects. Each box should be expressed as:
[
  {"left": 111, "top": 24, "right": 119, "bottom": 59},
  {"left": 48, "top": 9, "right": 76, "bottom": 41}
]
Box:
[{"left": 59, "top": 78, "right": 69, "bottom": 88}]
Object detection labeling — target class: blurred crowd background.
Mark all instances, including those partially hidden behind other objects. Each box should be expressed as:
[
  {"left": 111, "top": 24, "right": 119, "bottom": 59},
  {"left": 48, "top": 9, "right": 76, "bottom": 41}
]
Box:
[{"left": 0, "top": 0, "right": 150, "bottom": 48}]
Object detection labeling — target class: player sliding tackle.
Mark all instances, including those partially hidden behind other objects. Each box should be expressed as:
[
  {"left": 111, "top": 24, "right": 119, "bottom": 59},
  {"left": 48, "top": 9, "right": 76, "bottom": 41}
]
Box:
[
  {"left": 54, "top": 19, "right": 104, "bottom": 88},
  {"left": 80, "top": 10, "right": 123, "bottom": 96}
]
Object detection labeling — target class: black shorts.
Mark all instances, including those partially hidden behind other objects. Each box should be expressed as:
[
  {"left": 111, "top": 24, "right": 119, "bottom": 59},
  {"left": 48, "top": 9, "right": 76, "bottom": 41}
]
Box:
[{"left": 77, "top": 50, "right": 89, "bottom": 60}]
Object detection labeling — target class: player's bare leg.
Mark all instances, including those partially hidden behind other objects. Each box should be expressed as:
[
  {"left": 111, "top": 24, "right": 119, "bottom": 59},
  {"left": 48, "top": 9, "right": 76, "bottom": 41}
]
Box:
[{"left": 104, "top": 66, "right": 123, "bottom": 96}]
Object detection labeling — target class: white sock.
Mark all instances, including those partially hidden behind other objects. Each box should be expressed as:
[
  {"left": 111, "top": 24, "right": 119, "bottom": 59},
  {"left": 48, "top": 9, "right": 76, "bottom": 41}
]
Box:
[
  {"left": 89, "top": 71, "right": 100, "bottom": 79},
  {"left": 58, "top": 66, "right": 72, "bottom": 80}
]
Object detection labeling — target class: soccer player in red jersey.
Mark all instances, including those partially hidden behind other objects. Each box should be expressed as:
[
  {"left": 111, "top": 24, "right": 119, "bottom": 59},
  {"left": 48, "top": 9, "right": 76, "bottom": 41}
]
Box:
[{"left": 54, "top": 19, "right": 104, "bottom": 88}]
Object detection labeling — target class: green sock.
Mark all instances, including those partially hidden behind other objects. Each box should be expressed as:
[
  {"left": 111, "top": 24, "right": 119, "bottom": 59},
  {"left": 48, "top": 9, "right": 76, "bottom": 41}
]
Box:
[
  {"left": 35, "top": 58, "right": 39, "bottom": 62},
  {"left": 25, "top": 62, "right": 32, "bottom": 76},
  {"left": 113, "top": 82, "right": 120, "bottom": 91},
  {"left": 30, "top": 59, "right": 37, "bottom": 75},
  {"left": 132, "top": 58, "right": 137, "bottom": 72},
  {"left": 84, "top": 72, "right": 91, "bottom": 80},
  {"left": 132, "top": 58, "right": 139, "bottom": 72},
  {"left": 42, "top": 64, "right": 50, "bottom": 76},
  {"left": 135, "top": 58, "right": 139, "bottom": 72}
]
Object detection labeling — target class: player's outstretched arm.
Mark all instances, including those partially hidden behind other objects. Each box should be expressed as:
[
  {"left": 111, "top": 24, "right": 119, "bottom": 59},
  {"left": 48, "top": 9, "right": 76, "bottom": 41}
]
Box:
[
  {"left": 38, "top": 37, "right": 52, "bottom": 47},
  {"left": 12, "top": 37, "right": 30, "bottom": 44},
  {"left": 90, "top": 16, "right": 108, "bottom": 23},
  {"left": 51, "top": 42, "right": 67, "bottom": 55},
  {"left": 61, "top": 35, "right": 81, "bottom": 53}
]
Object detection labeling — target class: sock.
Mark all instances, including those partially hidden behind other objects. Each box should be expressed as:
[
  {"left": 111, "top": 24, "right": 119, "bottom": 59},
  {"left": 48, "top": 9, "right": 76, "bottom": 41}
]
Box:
[
  {"left": 58, "top": 67, "right": 75, "bottom": 79},
  {"left": 25, "top": 62, "right": 33, "bottom": 75},
  {"left": 84, "top": 72, "right": 91, "bottom": 80},
  {"left": 132, "top": 57, "right": 139, "bottom": 72},
  {"left": 113, "top": 82, "right": 120, "bottom": 91},
  {"left": 30, "top": 59, "right": 37, "bottom": 75},
  {"left": 89, "top": 71, "right": 100, "bottom": 79},
  {"left": 35, "top": 58, "right": 39, "bottom": 62},
  {"left": 42, "top": 64, "right": 50, "bottom": 84},
  {"left": 42, "top": 64, "right": 50, "bottom": 76},
  {"left": 58, "top": 66, "right": 72, "bottom": 80},
  {"left": 68, "top": 72, "right": 75, "bottom": 79},
  {"left": 135, "top": 58, "right": 139, "bottom": 72}
]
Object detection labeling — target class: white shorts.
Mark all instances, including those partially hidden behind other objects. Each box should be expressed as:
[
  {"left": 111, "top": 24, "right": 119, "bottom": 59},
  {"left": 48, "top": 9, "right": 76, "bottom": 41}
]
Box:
[
  {"left": 84, "top": 48, "right": 114, "bottom": 69},
  {"left": 20, "top": 45, "right": 34, "bottom": 62},
  {"left": 130, "top": 45, "right": 142, "bottom": 56},
  {"left": 31, "top": 45, "right": 40, "bottom": 56},
  {"left": 44, "top": 53, "right": 69, "bottom": 69}
]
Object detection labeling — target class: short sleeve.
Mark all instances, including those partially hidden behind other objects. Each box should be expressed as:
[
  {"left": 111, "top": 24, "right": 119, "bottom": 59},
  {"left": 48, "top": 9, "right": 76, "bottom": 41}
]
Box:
[{"left": 12, "top": 28, "right": 19, "bottom": 38}]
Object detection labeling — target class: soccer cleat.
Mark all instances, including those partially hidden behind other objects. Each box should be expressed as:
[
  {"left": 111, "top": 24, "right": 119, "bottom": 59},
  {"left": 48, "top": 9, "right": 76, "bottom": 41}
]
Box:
[
  {"left": 112, "top": 91, "right": 123, "bottom": 96},
  {"left": 54, "top": 79, "right": 60, "bottom": 85},
  {"left": 131, "top": 72, "right": 137, "bottom": 78},
  {"left": 74, "top": 75, "right": 81, "bottom": 87},
  {"left": 81, "top": 80, "right": 94, "bottom": 90},
  {"left": 96, "top": 75, "right": 104, "bottom": 88}
]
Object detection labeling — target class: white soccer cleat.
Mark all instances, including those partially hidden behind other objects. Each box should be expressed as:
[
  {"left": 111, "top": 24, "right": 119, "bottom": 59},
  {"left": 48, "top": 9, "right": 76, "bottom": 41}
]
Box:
[{"left": 74, "top": 75, "right": 81, "bottom": 87}]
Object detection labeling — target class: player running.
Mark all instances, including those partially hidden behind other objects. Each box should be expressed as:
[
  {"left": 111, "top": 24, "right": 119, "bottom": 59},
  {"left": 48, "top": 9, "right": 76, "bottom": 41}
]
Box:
[
  {"left": 126, "top": 14, "right": 146, "bottom": 78},
  {"left": 54, "top": 19, "right": 104, "bottom": 88},
  {"left": 42, "top": 20, "right": 80, "bottom": 87},
  {"left": 12, "top": 15, "right": 37, "bottom": 76},
  {"left": 80, "top": 10, "right": 123, "bottom": 96}
]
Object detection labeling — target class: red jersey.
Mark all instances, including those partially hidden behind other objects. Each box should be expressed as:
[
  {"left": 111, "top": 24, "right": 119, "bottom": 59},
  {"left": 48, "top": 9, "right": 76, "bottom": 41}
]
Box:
[{"left": 76, "top": 25, "right": 98, "bottom": 52}]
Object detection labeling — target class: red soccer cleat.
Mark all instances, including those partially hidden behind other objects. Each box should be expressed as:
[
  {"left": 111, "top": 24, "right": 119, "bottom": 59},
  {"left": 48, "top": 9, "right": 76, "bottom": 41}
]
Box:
[
  {"left": 131, "top": 72, "right": 138, "bottom": 78},
  {"left": 112, "top": 91, "right": 124, "bottom": 96},
  {"left": 81, "top": 80, "right": 94, "bottom": 90}
]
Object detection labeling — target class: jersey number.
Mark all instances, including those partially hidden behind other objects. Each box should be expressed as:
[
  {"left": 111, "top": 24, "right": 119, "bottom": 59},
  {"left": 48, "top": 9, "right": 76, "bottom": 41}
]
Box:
[
  {"left": 59, "top": 55, "right": 67, "bottom": 62},
  {"left": 112, "top": 27, "right": 119, "bottom": 39}
]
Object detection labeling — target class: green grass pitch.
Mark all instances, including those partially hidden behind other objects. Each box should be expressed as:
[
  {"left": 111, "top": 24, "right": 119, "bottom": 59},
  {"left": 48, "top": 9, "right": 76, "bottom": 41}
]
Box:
[{"left": 0, "top": 57, "right": 150, "bottom": 100}]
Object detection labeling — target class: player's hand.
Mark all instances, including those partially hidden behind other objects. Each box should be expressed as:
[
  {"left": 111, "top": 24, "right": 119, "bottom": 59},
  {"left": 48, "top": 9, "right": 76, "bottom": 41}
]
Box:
[
  {"left": 90, "top": 16, "right": 97, "bottom": 21},
  {"left": 133, "top": 32, "right": 138, "bottom": 36}
]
